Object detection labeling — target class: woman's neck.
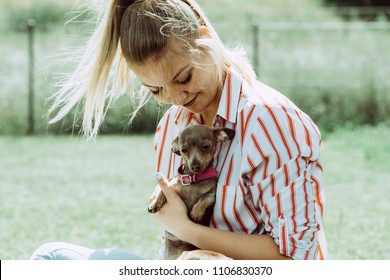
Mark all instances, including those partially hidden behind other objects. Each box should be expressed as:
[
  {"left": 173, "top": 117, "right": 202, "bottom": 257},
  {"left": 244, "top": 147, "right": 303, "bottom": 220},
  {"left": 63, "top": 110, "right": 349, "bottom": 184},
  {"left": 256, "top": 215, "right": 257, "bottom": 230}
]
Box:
[
  {"left": 201, "top": 85, "right": 223, "bottom": 127},
  {"left": 201, "top": 111, "right": 215, "bottom": 127},
  {"left": 201, "top": 68, "right": 227, "bottom": 127}
]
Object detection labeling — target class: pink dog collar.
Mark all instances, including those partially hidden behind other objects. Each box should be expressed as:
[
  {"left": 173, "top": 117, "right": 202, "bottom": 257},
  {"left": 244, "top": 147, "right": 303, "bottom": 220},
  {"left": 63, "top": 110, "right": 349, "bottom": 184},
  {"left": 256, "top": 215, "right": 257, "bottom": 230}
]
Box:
[{"left": 178, "top": 165, "right": 218, "bottom": 186}]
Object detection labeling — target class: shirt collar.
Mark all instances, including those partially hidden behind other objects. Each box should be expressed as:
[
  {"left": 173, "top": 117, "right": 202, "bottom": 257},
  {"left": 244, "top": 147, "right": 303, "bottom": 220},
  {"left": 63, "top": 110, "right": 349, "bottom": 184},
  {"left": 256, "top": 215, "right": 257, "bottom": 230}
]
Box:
[
  {"left": 216, "top": 68, "right": 242, "bottom": 124},
  {"left": 174, "top": 68, "right": 243, "bottom": 129}
]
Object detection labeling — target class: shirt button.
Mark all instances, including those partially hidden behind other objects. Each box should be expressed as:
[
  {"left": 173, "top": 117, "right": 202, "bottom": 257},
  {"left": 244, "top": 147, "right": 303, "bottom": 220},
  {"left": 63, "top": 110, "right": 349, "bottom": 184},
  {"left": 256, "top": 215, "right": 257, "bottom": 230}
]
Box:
[{"left": 305, "top": 241, "right": 314, "bottom": 251}]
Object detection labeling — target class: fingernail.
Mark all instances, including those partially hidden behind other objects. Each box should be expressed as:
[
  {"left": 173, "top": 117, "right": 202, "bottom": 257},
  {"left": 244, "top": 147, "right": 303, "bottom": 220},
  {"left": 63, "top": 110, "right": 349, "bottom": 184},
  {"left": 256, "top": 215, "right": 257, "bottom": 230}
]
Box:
[{"left": 156, "top": 172, "right": 163, "bottom": 181}]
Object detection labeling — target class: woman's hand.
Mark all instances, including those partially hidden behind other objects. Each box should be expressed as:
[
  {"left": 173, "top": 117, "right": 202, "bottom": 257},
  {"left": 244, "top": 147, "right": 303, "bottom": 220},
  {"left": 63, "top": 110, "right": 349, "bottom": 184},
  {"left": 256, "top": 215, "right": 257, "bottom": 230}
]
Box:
[
  {"left": 148, "top": 184, "right": 161, "bottom": 203},
  {"left": 151, "top": 174, "right": 291, "bottom": 260},
  {"left": 152, "top": 173, "right": 193, "bottom": 240}
]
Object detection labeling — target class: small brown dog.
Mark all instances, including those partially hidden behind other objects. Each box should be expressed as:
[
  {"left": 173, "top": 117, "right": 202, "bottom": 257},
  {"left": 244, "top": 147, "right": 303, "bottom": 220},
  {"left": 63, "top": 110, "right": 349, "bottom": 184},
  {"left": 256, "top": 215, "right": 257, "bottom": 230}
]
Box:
[{"left": 148, "top": 125, "right": 235, "bottom": 260}]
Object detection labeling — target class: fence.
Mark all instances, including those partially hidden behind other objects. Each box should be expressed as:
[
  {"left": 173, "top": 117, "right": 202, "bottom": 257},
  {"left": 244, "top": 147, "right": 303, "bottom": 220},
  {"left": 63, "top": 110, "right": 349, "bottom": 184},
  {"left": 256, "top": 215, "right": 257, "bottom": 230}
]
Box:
[
  {"left": 26, "top": 19, "right": 36, "bottom": 135},
  {"left": 246, "top": 20, "right": 390, "bottom": 131},
  {"left": 250, "top": 20, "right": 390, "bottom": 77},
  {"left": 2, "top": 17, "right": 390, "bottom": 135}
]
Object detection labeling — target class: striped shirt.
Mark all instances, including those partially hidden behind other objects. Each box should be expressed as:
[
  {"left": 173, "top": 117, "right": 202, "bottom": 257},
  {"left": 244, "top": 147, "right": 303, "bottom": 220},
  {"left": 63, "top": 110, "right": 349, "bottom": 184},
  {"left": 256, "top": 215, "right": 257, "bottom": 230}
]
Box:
[{"left": 154, "top": 68, "right": 328, "bottom": 260}]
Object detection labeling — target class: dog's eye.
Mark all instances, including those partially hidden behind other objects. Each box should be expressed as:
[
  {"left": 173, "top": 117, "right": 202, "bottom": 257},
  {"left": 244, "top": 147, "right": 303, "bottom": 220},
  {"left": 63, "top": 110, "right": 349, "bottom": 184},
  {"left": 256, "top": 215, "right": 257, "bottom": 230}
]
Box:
[
  {"left": 181, "top": 148, "right": 188, "bottom": 154},
  {"left": 202, "top": 144, "right": 210, "bottom": 151}
]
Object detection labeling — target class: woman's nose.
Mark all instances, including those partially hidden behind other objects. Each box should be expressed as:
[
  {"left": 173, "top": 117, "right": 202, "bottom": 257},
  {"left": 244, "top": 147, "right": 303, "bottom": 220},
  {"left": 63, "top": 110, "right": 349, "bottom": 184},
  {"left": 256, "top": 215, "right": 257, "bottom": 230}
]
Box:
[{"left": 168, "top": 89, "right": 188, "bottom": 106}]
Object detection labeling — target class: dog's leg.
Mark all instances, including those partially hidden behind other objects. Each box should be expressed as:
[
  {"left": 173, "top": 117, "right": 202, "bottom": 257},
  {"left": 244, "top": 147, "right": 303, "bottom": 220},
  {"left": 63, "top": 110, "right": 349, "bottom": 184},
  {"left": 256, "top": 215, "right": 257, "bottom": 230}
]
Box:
[
  {"left": 189, "top": 192, "right": 216, "bottom": 223},
  {"left": 147, "top": 191, "right": 167, "bottom": 213},
  {"left": 164, "top": 232, "right": 198, "bottom": 260}
]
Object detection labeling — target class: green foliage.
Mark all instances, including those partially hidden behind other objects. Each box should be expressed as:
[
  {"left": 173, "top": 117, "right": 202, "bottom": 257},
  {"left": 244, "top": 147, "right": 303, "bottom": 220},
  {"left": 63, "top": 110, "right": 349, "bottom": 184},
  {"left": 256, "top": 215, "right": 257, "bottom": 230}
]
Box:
[
  {"left": 1, "top": 0, "right": 390, "bottom": 135},
  {"left": 322, "top": 0, "right": 389, "bottom": 6},
  {"left": 2, "top": 1, "right": 67, "bottom": 31},
  {"left": 284, "top": 82, "right": 388, "bottom": 133},
  {"left": 47, "top": 97, "right": 163, "bottom": 135},
  {"left": 321, "top": 0, "right": 390, "bottom": 21},
  {"left": 257, "top": 25, "right": 390, "bottom": 133}
]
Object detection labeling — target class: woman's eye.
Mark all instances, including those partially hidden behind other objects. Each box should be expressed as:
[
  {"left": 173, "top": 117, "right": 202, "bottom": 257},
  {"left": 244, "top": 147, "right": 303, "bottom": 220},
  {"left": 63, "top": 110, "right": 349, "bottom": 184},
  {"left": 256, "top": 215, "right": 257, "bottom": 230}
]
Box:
[
  {"left": 178, "top": 72, "right": 192, "bottom": 85},
  {"left": 150, "top": 88, "right": 161, "bottom": 95}
]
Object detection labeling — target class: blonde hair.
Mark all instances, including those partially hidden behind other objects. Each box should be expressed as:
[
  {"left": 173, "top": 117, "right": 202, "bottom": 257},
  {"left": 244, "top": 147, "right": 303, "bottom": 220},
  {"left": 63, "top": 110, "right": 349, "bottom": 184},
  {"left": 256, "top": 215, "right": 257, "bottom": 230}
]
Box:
[{"left": 49, "top": 0, "right": 256, "bottom": 138}]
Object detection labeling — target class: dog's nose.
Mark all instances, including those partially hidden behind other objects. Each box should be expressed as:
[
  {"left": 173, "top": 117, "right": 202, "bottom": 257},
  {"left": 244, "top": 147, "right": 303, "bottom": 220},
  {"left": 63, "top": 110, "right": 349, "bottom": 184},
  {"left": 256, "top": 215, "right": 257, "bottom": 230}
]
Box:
[{"left": 190, "top": 161, "right": 201, "bottom": 173}]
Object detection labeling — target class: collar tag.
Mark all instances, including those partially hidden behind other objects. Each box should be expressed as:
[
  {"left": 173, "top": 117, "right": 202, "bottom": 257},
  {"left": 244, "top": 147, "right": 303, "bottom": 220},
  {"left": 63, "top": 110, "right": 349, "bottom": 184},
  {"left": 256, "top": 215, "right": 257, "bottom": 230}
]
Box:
[{"left": 178, "top": 165, "right": 218, "bottom": 186}]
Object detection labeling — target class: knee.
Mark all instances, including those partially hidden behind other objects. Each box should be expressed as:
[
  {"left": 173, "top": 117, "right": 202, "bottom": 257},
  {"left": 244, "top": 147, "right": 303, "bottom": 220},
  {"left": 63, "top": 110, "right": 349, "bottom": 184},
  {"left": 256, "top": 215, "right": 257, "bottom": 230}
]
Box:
[
  {"left": 87, "top": 248, "right": 145, "bottom": 260},
  {"left": 30, "top": 242, "right": 92, "bottom": 260},
  {"left": 30, "top": 242, "right": 66, "bottom": 260}
]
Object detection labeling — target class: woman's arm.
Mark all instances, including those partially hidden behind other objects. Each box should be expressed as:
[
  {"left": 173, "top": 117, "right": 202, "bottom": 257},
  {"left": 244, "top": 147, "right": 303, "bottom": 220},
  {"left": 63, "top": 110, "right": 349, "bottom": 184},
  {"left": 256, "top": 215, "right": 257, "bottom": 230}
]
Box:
[
  {"left": 152, "top": 173, "right": 291, "bottom": 260},
  {"left": 182, "top": 221, "right": 292, "bottom": 260}
]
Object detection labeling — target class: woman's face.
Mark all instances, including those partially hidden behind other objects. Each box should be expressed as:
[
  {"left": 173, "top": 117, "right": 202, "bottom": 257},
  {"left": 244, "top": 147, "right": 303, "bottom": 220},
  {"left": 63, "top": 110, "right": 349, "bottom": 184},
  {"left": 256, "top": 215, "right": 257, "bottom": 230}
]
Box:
[{"left": 131, "top": 42, "right": 221, "bottom": 116}]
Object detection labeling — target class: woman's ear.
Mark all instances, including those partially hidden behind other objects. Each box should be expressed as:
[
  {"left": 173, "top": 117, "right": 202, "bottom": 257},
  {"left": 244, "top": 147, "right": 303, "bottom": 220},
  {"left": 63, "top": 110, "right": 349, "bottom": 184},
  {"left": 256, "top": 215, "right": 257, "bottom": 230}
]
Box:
[{"left": 199, "top": 25, "right": 211, "bottom": 38}]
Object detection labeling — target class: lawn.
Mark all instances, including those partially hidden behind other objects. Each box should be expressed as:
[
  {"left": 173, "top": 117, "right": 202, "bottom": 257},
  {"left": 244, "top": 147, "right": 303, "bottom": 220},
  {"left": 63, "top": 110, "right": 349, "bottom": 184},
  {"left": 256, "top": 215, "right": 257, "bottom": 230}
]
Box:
[
  {"left": 320, "top": 125, "right": 390, "bottom": 259},
  {"left": 0, "top": 135, "right": 161, "bottom": 259},
  {"left": 1, "top": 125, "right": 389, "bottom": 259}
]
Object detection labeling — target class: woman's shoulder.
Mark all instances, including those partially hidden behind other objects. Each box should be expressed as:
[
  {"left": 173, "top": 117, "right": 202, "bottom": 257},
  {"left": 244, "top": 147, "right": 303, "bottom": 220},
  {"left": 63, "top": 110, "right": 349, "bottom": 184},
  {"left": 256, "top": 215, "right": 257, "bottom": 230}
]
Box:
[
  {"left": 243, "top": 80, "right": 293, "bottom": 108},
  {"left": 240, "top": 79, "right": 321, "bottom": 140}
]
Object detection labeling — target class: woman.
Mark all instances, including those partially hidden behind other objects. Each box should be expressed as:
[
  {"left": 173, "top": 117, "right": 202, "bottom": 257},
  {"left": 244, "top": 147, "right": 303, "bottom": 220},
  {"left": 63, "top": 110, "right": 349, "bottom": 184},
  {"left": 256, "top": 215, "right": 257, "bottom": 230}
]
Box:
[{"left": 31, "top": 0, "right": 328, "bottom": 260}]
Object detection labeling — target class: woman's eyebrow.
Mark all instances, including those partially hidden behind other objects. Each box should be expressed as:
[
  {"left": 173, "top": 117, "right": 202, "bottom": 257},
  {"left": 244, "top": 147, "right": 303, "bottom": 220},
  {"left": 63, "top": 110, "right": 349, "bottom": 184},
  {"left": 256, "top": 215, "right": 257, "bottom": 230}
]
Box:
[{"left": 142, "top": 82, "right": 156, "bottom": 88}]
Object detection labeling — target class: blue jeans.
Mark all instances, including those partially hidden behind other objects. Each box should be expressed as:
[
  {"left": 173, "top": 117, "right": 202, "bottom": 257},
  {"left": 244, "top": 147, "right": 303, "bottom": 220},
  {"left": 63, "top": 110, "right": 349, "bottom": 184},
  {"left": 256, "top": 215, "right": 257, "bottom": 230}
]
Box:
[{"left": 30, "top": 242, "right": 145, "bottom": 260}]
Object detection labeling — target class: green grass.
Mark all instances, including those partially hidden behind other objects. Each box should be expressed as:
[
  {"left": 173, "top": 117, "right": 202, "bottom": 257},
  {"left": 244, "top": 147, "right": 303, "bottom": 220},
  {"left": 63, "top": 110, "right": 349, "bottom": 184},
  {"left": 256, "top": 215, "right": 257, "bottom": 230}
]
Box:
[
  {"left": 0, "top": 135, "right": 162, "bottom": 259},
  {"left": 321, "top": 125, "right": 390, "bottom": 259},
  {"left": 1, "top": 126, "right": 389, "bottom": 259}
]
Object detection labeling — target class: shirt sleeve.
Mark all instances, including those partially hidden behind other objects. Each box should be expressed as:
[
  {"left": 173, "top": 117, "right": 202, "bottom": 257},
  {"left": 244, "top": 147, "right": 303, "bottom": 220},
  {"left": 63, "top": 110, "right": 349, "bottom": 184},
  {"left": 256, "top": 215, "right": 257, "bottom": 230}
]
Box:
[{"left": 243, "top": 104, "right": 324, "bottom": 260}]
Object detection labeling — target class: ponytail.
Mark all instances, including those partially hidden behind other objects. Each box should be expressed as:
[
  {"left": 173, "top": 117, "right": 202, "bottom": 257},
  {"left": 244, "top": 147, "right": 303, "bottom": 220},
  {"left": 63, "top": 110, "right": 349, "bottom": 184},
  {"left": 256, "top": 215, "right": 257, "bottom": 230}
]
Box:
[{"left": 49, "top": 0, "right": 135, "bottom": 139}]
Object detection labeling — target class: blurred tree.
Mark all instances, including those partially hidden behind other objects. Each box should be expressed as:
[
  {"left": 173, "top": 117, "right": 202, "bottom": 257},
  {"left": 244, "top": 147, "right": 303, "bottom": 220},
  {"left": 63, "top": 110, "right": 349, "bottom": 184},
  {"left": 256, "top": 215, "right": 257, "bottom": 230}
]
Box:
[
  {"left": 3, "top": 0, "right": 92, "bottom": 32},
  {"left": 323, "top": 0, "right": 390, "bottom": 21},
  {"left": 323, "top": 0, "right": 389, "bottom": 6}
]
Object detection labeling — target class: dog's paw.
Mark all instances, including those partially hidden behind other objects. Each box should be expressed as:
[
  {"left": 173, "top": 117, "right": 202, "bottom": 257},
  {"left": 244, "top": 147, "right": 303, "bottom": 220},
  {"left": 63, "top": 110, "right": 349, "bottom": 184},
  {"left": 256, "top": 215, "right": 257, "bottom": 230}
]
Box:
[
  {"left": 190, "top": 204, "right": 207, "bottom": 222},
  {"left": 190, "top": 212, "right": 203, "bottom": 223},
  {"left": 147, "top": 203, "right": 160, "bottom": 213},
  {"left": 147, "top": 193, "right": 167, "bottom": 213}
]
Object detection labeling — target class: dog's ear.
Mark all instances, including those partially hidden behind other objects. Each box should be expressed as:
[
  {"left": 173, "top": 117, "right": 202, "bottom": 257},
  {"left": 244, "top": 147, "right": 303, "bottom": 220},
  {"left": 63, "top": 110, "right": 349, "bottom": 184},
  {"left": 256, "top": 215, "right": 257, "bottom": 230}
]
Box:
[
  {"left": 171, "top": 136, "right": 181, "bottom": 155},
  {"left": 213, "top": 128, "right": 235, "bottom": 142}
]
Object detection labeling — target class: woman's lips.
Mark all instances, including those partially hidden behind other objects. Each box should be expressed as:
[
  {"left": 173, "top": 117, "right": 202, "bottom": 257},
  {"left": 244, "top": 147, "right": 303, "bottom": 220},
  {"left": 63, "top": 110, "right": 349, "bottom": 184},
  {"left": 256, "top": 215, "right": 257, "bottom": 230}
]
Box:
[{"left": 183, "top": 94, "right": 198, "bottom": 108}]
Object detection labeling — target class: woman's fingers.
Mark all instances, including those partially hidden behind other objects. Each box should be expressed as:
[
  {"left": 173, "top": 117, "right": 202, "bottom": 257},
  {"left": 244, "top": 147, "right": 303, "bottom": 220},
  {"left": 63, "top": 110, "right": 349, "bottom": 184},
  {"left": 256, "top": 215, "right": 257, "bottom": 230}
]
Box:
[
  {"left": 153, "top": 173, "right": 191, "bottom": 240},
  {"left": 148, "top": 185, "right": 161, "bottom": 203},
  {"left": 156, "top": 172, "right": 177, "bottom": 201},
  {"left": 156, "top": 172, "right": 168, "bottom": 187}
]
